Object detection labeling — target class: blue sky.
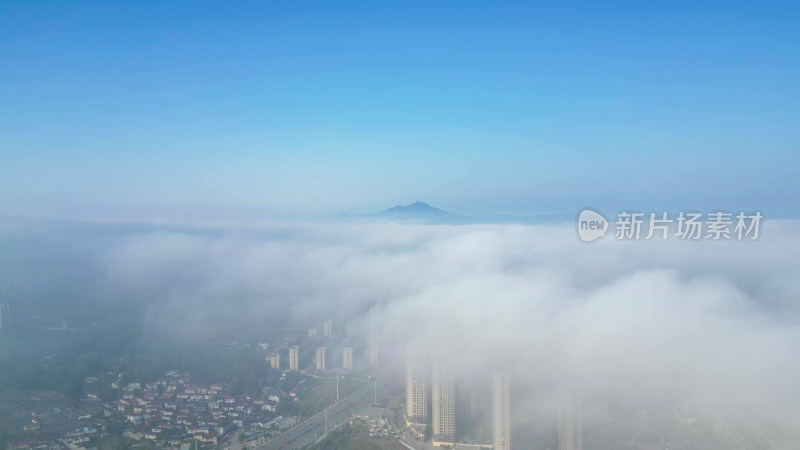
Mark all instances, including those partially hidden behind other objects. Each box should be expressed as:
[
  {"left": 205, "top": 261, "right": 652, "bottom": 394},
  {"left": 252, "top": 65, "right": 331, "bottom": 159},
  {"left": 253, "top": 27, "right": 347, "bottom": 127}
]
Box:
[{"left": 1, "top": 1, "right": 798, "bottom": 220}]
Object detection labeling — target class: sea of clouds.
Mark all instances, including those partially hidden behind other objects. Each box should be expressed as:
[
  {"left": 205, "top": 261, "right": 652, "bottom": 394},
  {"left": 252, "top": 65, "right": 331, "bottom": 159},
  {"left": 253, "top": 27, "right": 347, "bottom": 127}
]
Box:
[{"left": 4, "top": 217, "right": 799, "bottom": 446}]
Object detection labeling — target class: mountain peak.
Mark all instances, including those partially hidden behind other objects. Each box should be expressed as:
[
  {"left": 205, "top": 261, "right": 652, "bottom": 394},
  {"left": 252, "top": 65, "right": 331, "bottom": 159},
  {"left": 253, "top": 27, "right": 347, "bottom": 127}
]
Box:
[
  {"left": 376, "top": 201, "right": 458, "bottom": 221},
  {"left": 334, "top": 201, "right": 463, "bottom": 223},
  {"left": 392, "top": 201, "right": 435, "bottom": 210}
]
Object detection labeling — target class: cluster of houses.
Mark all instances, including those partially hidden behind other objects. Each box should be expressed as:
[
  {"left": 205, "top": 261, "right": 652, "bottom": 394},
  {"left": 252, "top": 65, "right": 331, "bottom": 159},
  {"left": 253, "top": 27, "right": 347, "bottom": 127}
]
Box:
[
  {"left": 104, "top": 371, "right": 284, "bottom": 448},
  {"left": 7, "top": 423, "right": 99, "bottom": 450},
  {"left": 5, "top": 370, "right": 298, "bottom": 450}
]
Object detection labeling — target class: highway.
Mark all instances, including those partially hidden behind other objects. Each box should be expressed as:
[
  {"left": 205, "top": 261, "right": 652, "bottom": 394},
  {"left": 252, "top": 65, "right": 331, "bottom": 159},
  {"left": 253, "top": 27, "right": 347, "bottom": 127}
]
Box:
[{"left": 260, "top": 385, "right": 373, "bottom": 450}]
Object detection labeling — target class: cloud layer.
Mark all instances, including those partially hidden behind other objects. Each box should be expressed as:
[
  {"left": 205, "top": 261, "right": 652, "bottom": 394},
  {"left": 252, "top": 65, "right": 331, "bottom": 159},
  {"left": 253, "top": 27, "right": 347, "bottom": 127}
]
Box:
[{"left": 23, "top": 218, "right": 800, "bottom": 447}]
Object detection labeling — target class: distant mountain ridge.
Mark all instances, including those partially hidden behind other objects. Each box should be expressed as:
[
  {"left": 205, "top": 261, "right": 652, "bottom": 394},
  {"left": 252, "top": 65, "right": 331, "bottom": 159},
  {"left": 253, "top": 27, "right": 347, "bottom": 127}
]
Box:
[
  {"left": 334, "top": 201, "right": 572, "bottom": 225},
  {"left": 375, "top": 201, "right": 459, "bottom": 220},
  {"left": 334, "top": 201, "right": 462, "bottom": 224}
]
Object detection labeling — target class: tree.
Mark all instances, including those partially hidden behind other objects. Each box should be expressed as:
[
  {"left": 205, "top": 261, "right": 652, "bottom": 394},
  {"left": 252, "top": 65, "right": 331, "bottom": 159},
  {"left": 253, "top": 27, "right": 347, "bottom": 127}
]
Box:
[{"left": 105, "top": 420, "right": 123, "bottom": 436}]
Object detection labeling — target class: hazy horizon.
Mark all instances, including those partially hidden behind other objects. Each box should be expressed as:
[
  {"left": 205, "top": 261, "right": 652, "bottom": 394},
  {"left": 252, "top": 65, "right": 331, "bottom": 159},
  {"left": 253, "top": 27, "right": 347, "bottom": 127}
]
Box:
[{"left": 2, "top": 1, "right": 799, "bottom": 221}]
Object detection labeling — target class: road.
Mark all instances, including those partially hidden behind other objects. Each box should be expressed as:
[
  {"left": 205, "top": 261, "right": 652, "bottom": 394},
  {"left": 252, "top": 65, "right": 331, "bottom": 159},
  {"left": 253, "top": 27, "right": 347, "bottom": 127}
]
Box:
[{"left": 260, "top": 385, "right": 373, "bottom": 450}]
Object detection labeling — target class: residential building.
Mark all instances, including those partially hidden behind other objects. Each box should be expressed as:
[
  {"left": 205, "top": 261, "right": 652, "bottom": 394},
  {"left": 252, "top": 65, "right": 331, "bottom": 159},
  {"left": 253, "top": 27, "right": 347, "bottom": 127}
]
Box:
[
  {"left": 316, "top": 347, "right": 326, "bottom": 371},
  {"left": 405, "top": 352, "right": 429, "bottom": 427},
  {"left": 342, "top": 347, "right": 353, "bottom": 370},
  {"left": 492, "top": 374, "right": 511, "bottom": 450},
  {"left": 289, "top": 346, "right": 299, "bottom": 371},
  {"left": 432, "top": 365, "right": 456, "bottom": 446},
  {"left": 323, "top": 320, "right": 333, "bottom": 338},
  {"left": 368, "top": 306, "right": 378, "bottom": 368},
  {"left": 559, "top": 392, "right": 582, "bottom": 450}
]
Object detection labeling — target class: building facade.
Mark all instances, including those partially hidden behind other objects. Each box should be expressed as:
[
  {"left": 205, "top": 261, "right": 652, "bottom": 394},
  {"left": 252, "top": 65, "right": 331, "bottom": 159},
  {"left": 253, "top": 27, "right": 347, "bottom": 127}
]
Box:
[
  {"left": 405, "top": 354, "right": 429, "bottom": 427},
  {"left": 559, "top": 392, "right": 582, "bottom": 450},
  {"left": 342, "top": 347, "right": 353, "bottom": 370},
  {"left": 323, "top": 320, "right": 332, "bottom": 338},
  {"left": 289, "top": 346, "right": 299, "bottom": 371},
  {"left": 492, "top": 374, "right": 511, "bottom": 450},
  {"left": 432, "top": 365, "right": 456, "bottom": 446},
  {"left": 368, "top": 306, "right": 379, "bottom": 369},
  {"left": 315, "top": 347, "right": 326, "bottom": 371}
]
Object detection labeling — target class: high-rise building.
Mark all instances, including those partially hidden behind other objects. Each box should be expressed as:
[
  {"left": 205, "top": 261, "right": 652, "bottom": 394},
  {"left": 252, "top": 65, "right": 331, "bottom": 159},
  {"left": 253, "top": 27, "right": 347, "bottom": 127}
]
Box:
[
  {"left": 559, "top": 392, "right": 582, "bottom": 450},
  {"left": 432, "top": 365, "right": 456, "bottom": 446},
  {"left": 368, "top": 306, "right": 378, "bottom": 369},
  {"left": 316, "top": 347, "right": 326, "bottom": 371},
  {"left": 492, "top": 374, "right": 511, "bottom": 450},
  {"left": 289, "top": 346, "right": 299, "bottom": 371},
  {"left": 308, "top": 328, "right": 317, "bottom": 338},
  {"left": 405, "top": 353, "right": 429, "bottom": 427},
  {"left": 268, "top": 354, "right": 280, "bottom": 370},
  {"left": 342, "top": 347, "right": 353, "bottom": 370},
  {"left": 323, "top": 320, "right": 333, "bottom": 338},
  {"left": 0, "top": 301, "right": 16, "bottom": 331}
]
